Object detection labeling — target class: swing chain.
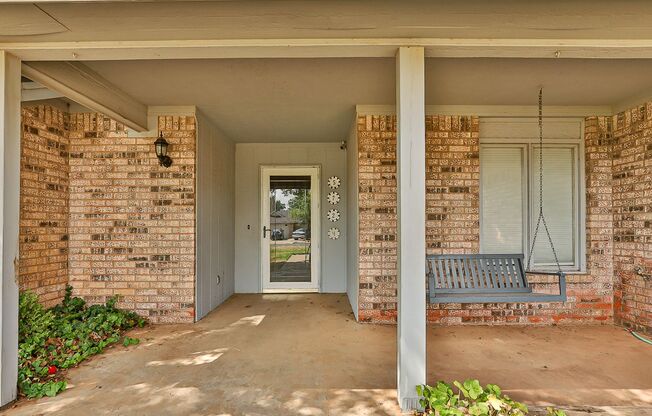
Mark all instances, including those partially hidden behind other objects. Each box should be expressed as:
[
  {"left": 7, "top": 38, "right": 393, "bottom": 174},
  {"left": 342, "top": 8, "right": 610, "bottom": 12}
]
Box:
[{"left": 526, "top": 88, "right": 563, "bottom": 273}]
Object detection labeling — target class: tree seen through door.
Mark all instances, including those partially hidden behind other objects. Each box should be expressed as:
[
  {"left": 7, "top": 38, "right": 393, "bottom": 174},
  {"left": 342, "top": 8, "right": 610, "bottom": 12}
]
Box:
[{"left": 269, "top": 175, "right": 311, "bottom": 283}]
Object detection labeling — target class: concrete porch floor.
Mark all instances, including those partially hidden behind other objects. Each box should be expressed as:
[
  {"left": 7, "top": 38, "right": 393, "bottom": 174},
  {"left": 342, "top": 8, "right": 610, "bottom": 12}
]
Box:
[{"left": 3, "top": 294, "right": 652, "bottom": 416}]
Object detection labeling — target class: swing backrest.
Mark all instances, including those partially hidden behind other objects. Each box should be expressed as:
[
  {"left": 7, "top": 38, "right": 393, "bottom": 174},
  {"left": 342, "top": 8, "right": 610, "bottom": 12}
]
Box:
[{"left": 427, "top": 254, "right": 531, "bottom": 294}]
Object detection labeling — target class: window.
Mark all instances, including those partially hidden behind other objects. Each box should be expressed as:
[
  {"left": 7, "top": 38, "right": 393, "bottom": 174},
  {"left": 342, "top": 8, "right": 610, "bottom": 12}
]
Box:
[{"left": 480, "top": 142, "right": 583, "bottom": 271}]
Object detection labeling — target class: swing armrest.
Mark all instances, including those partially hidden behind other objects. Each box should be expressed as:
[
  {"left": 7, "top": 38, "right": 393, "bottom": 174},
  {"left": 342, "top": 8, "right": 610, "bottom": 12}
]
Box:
[
  {"left": 525, "top": 271, "right": 566, "bottom": 299},
  {"left": 525, "top": 271, "right": 564, "bottom": 276}
]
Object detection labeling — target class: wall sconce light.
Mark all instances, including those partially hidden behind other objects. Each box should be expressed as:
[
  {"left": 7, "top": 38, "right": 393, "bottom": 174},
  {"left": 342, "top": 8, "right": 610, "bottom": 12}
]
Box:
[{"left": 154, "top": 132, "right": 172, "bottom": 168}]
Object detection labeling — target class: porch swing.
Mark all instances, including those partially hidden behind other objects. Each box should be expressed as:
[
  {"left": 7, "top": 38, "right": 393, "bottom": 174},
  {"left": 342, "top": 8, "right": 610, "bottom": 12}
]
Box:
[{"left": 427, "top": 89, "right": 567, "bottom": 304}]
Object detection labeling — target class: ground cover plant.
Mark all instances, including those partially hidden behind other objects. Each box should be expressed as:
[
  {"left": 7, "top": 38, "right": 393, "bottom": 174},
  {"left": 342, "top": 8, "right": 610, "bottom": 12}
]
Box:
[
  {"left": 417, "top": 380, "right": 566, "bottom": 416},
  {"left": 18, "top": 286, "right": 146, "bottom": 398}
]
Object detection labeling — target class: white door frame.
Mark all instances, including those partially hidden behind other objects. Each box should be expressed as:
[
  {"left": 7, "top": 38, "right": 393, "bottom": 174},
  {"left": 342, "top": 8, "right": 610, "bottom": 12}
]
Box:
[{"left": 260, "top": 165, "right": 320, "bottom": 293}]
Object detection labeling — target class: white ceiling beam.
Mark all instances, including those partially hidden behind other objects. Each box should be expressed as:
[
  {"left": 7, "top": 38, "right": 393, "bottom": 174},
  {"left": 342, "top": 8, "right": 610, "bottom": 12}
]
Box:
[
  {"left": 21, "top": 61, "right": 148, "bottom": 131},
  {"left": 6, "top": 38, "right": 652, "bottom": 61},
  {"left": 21, "top": 81, "right": 63, "bottom": 101},
  {"left": 356, "top": 104, "right": 614, "bottom": 117}
]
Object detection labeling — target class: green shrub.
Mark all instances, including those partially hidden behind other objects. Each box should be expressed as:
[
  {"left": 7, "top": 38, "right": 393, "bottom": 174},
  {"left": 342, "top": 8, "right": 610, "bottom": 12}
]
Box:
[
  {"left": 416, "top": 380, "right": 565, "bottom": 416},
  {"left": 18, "top": 286, "right": 146, "bottom": 399}
]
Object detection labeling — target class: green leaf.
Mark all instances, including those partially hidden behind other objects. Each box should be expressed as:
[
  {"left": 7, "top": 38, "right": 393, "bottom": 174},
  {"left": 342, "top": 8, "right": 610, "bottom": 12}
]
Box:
[
  {"left": 463, "top": 379, "right": 483, "bottom": 400},
  {"left": 123, "top": 337, "right": 140, "bottom": 347},
  {"left": 485, "top": 383, "right": 501, "bottom": 396},
  {"left": 468, "top": 402, "right": 489, "bottom": 416},
  {"left": 453, "top": 380, "right": 469, "bottom": 398}
]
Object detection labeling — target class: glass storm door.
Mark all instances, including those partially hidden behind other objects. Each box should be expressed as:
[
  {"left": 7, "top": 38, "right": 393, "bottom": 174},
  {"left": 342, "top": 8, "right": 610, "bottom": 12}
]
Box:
[{"left": 261, "top": 166, "right": 320, "bottom": 292}]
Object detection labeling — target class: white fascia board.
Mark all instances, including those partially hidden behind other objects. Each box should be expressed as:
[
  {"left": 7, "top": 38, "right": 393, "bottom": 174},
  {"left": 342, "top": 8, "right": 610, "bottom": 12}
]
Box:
[{"left": 6, "top": 38, "right": 652, "bottom": 61}]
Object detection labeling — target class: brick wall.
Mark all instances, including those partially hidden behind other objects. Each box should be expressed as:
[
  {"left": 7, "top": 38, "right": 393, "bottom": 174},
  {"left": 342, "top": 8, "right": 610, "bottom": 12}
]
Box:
[
  {"left": 357, "top": 113, "right": 619, "bottom": 326},
  {"left": 357, "top": 115, "right": 398, "bottom": 322},
  {"left": 425, "top": 116, "right": 480, "bottom": 255},
  {"left": 19, "top": 106, "right": 197, "bottom": 324},
  {"left": 611, "top": 104, "right": 652, "bottom": 333},
  {"left": 19, "top": 106, "right": 70, "bottom": 307},
  {"left": 357, "top": 114, "right": 481, "bottom": 323},
  {"left": 67, "top": 113, "right": 196, "bottom": 323}
]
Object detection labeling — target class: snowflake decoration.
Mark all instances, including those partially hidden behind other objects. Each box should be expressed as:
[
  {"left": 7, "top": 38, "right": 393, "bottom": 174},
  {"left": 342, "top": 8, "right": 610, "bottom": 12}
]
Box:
[
  {"left": 326, "top": 209, "right": 340, "bottom": 222},
  {"left": 327, "top": 191, "right": 340, "bottom": 205},
  {"left": 327, "top": 176, "right": 341, "bottom": 189},
  {"left": 328, "top": 227, "right": 340, "bottom": 240}
]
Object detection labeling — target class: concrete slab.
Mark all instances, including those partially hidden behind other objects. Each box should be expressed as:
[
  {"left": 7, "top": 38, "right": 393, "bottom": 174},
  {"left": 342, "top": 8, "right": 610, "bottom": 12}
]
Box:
[{"left": 2, "top": 294, "right": 651, "bottom": 416}]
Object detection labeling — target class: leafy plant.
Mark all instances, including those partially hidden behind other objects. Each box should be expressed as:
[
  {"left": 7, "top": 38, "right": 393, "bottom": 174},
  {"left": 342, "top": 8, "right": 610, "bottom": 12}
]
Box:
[
  {"left": 18, "top": 286, "right": 146, "bottom": 399},
  {"left": 122, "top": 337, "right": 140, "bottom": 347},
  {"left": 416, "top": 380, "right": 566, "bottom": 416}
]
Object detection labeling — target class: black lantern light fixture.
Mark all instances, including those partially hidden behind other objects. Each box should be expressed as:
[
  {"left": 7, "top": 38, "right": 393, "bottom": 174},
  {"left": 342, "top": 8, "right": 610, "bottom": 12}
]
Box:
[{"left": 154, "top": 132, "right": 172, "bottom": 168}]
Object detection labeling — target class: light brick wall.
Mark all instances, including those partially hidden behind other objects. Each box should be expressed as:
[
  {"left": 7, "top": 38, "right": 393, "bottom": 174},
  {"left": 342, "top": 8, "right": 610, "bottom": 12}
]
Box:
[
  {"left": 19, "top": 107, "right": 197, "bottom": 324},
  {"left": 67, "top": 113, "right": 196, "bottom": 323},
  {"left": 357, "top": 115, "right": 398, "bottom": 322},
  {"left": 611, "top": 104, "right": 652, "bottom": 333},
  {"left": 425, "top": 116, "right": 480, "bottom": 255},
  {"left": 19, "top": 106, "right": 70, "bottom": 307},
  {"left": 357, "top": 113, "right": 619, "bottom": 326},
  {"left": 357, "top": 114, "right": 481, "bottom": 323}
]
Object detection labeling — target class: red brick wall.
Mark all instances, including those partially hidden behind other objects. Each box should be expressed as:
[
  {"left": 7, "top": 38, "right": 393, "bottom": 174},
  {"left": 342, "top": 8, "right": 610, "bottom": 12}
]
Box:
[
  {"left": 611, "top": 104, "right": 652, "bottom": 333},
  {"left": 357, "top": 113, "right": 618, "bottom": 326},
  {"left": 19, "top": 106, "right": 70, "bottom": 307},
  {"left": 67, "top": 113, "right": 196, "bottom": 323}
]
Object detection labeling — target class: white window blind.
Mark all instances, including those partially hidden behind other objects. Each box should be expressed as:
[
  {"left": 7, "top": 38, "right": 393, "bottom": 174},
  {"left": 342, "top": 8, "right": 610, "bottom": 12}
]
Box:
[
  {"left": 531, "top": 147, "right": 575, "bottom": 265},
  {"left": 481, "top": 147, "right": 524, "bottom": 254},
  {"left": 480, "top": 144, "right": 581, "bottom": 271}
]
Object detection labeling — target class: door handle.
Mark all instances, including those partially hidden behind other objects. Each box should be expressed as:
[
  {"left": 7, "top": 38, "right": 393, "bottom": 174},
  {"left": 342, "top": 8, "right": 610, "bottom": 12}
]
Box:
[{"left": 263, "top": 226, "right": 271, "bottom": 238}]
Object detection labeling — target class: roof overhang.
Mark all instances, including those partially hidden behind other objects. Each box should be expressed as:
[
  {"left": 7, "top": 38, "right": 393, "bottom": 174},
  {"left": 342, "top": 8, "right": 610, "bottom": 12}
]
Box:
[{"left": 7, "top": 38, "right": 652, "bottom": 61}]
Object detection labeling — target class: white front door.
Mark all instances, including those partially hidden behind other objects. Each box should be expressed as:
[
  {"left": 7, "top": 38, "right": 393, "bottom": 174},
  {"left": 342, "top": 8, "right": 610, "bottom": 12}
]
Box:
[{"left": 261, "top": 166, "right": 320, "bottom": 292}]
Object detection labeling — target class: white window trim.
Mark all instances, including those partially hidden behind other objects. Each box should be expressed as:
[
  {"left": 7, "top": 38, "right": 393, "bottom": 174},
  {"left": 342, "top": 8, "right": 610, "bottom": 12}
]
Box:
[{"left": 479, "top": 117, "right": 586, "bottom": 273}]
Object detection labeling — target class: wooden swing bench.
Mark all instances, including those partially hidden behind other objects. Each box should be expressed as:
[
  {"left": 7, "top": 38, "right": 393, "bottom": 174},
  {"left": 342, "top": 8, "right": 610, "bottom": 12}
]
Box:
[{"left": 427, "top": 254, "right": 566, "bottom": 304}]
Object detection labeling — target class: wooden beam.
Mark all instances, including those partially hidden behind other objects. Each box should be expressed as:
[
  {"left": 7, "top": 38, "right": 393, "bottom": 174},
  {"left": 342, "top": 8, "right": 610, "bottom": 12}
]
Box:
[
  {"left": 21, "top": 61, "right": 148, "bottom": 131},
  {"left": 6, "top": 38, "right": 652, "bottom": 61}
]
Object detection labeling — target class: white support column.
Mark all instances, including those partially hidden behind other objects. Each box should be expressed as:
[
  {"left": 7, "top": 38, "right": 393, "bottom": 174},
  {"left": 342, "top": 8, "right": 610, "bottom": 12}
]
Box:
[
  {"left": 0, "top": 51, "right": 21, "bottom": 406},
  {"left": 396, "top": 46, "right": 426, "bottom": 411}
]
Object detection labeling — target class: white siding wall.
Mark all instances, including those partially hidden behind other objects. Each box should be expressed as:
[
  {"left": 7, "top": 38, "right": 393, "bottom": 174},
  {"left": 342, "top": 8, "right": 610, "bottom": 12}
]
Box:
[
  {"left": 234, "top": 142, "right": 347, "bottom": 293},
  {"left": 195, "top": 112, "right": 236, "bottom": 321}
]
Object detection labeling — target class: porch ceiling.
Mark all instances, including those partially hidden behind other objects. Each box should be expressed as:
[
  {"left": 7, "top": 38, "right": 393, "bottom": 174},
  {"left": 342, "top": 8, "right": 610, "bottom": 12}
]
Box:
[
  {"left": 3, "top": 1, "right": 652, "bottom": 43},
  {"left": 64, "top": 57, "right": 652, "bottom": 142}
]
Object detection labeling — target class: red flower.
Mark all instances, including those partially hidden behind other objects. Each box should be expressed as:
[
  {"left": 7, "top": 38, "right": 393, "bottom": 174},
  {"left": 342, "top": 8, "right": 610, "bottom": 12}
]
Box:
[{"left": 48, "top": 366, "right": 57, "bottom": 375}]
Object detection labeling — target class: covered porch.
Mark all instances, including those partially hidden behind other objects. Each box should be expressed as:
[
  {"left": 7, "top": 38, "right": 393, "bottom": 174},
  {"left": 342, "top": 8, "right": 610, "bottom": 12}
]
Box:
[
  {"left": 1, "top": 1, "right": 652, "bottom": 413},
  {"left": 4, "top": 294, "right": 652, "bottom": 416}
]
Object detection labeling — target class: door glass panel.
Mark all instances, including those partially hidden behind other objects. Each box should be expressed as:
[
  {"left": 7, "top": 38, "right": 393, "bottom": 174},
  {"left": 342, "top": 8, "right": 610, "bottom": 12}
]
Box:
[{"left": 269, "top": 175, "right": 311, "bottom": 283}]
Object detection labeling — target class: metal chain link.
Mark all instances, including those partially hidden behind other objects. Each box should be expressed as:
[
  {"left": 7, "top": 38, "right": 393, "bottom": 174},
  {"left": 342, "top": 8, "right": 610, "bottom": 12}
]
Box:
[{"left": 526, "top": 88, "right": 562, "bottom": 273}]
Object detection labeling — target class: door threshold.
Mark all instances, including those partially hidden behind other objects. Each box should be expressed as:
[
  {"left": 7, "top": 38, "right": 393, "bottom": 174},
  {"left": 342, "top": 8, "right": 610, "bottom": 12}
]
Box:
[{"left": 262, "top": 288, "right": 319, "bottom": 294}]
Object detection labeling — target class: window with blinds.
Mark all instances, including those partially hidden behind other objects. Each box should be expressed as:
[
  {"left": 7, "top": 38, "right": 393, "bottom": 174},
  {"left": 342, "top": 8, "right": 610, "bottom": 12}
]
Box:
[{"left": 480, "top": 144, "right": 579, "bottom": 270}]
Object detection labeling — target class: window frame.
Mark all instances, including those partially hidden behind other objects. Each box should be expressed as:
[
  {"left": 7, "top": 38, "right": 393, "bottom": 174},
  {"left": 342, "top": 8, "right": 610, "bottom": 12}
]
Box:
[{"left": 479, "top": 118, "right": 586, "bottom": 273}]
